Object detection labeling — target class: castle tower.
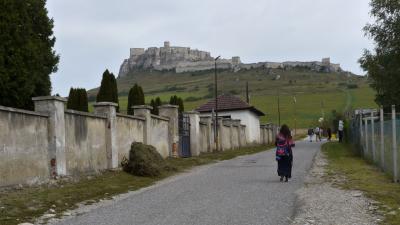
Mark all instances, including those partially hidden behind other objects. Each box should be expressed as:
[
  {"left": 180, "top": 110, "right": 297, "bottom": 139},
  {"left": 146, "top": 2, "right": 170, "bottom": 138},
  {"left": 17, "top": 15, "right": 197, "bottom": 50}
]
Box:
[{"left": 164, "top": 41, "right": 170, "bottom": 48}]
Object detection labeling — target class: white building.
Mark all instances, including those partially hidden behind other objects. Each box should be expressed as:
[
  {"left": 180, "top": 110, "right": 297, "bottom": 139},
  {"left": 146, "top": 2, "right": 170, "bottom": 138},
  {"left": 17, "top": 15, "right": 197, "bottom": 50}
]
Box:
[{"left": 195, "top": 94, "right": 265, "bottom": 143}]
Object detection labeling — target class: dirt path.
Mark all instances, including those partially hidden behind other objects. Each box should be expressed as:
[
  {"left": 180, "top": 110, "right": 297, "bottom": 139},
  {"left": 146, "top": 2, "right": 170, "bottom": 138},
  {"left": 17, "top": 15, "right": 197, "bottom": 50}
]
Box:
[{"left": 291, "top": 149, "right": 380, "bottom": 225}]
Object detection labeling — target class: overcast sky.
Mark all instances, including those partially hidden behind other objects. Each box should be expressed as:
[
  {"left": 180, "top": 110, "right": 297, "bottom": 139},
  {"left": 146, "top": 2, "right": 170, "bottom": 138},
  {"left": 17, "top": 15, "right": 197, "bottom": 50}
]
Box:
[{"left": 46, "top": 0, "right": 374, "bottom": 96}]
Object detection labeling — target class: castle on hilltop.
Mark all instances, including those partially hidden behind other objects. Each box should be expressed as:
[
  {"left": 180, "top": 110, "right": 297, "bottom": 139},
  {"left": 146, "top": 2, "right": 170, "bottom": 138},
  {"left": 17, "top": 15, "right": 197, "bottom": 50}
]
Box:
[{"left": 118, "top": 41, "right": 342, "bottom": 77}]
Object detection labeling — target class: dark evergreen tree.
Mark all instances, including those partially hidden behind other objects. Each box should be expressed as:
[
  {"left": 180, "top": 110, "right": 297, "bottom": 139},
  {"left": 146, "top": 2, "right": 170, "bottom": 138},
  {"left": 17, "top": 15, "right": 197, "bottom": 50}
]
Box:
[
  {"left": 150, "top": 99, "right": 157, "bottom": 115},
  {"left": 96, "top": 69, "right": 119, "bottom": 111},
  {"left": 78, "top": 88, "right": 89, "bottom": 112},
  {"left": 359, "top": 0, "right": 400, "bottom": 109},
  {"left": 169, "top": 95, "right": 184, "bottom": 113},
  {"left": 127, "top": 83, "right": 145, "bottom": 115},
  {"left": 0, "top": 0, "right": 59, "bottom": 109},
  {"left": 67, "top": 88, "right": 88, "bottom": 112}
]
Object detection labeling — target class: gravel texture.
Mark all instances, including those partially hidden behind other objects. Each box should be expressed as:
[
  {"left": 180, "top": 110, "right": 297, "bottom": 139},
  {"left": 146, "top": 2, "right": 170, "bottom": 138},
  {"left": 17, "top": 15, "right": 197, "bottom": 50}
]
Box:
[
  {"left": 291, "top": 149, "right": 381, "bottom": 225},
  {"left": 46, "top": 141, "right": 320, "bottom": 225}
]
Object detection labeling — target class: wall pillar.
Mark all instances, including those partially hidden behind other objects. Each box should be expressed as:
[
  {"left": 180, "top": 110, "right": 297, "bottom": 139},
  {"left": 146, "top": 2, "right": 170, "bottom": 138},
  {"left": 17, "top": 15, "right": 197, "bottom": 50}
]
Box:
[
  {"left": 186, "top": 111, "right": 200, "bottom": 156},
  {"left": 133, "top": 105, "right": 153, "bottom": 145},
  {"left": 159, "top": 105, "right": 179, "bottom": 157},
  {"left": 200, "top": 117, "right": 213, "bottom": 152},
  {"left": 33, "top": 96, "right": 67, "bottom": 177},
  {"left": 94, "top": 102, "right": 118, "bottom": 169}
]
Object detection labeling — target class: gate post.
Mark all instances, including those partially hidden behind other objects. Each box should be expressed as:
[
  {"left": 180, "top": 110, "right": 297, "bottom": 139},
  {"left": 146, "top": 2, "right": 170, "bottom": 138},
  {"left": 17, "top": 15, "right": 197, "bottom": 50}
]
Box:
[
  {"left": 392, "top": 105, "right": 398, "bottom": 182},
  {"left": 159, "top": 105, "right": 179, "bottom": 157},
  {"left": 133, "top": 105, "right": 153, "bottom": 145},
  {"left": 380, "top": 106, "right": 385, "bottom": 169},
  {"left": 94, "top": 102, "right": 118, "bottom": 169},
  {"left": 371, "top": 111, "right": 376, "bottom": 163},
  {"left": 33, "top": 96, "right": 67, "bottom": 177},
  {"left": 186, "top": 111, "right": 200, "bottom": 156},
  {"left": 364, "top": 117, "right": 369, "bottom": 158}
]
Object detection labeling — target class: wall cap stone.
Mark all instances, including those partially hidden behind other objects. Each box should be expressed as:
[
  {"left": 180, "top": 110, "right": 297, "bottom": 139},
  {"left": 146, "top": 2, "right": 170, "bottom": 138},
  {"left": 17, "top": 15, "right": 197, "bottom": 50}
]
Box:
[
  {"left": 0, "top": 105, "right": 48, "bottom": 117},
  {"left": 158, "top": 104, "right": 179, "bottom": 109},
  {"left": 93, "top": 102, "right": 118, "bottom": 107},
  {"left": 32, "top": 96, "right": 67, "bottom": 102},
  {"left": 185, "top": 111, "right": 200, "bottom": 115},
  {"left": 65, "top": 109, "right": 107, "bottom": 119},
  {"left": 132, "top": 105, "right": 153, "bottom": 110},
  {"left": 151, "top": 114, "right": 169, "bottom": 121},
  {"left": 116, "top": 113, "right": 145, "bottom": 121}
]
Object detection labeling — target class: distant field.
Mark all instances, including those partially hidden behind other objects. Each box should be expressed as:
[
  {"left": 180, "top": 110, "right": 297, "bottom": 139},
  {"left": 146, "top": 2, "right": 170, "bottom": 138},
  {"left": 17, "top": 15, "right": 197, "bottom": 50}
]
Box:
[{"left": 88, "top": 68, "right": 377, "bottom": 128}]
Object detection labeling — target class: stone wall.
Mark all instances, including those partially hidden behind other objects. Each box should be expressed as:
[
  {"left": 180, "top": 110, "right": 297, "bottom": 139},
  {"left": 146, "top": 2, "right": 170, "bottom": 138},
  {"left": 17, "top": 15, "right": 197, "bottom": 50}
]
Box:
[
  {"left": 115, "top": 114, "right": 145, "bottom": 165},
  {"left": 64, "top": 110, "right": 108, "bottom": 175},
  {"left": 0, "top": 98, "right": 178, "bottom": 188},
  {"left": 149, "top": 115, "right": 169, "bottom": 158},
  {"left": 0, "top": 106, "right": 49, "bottom": 187}
]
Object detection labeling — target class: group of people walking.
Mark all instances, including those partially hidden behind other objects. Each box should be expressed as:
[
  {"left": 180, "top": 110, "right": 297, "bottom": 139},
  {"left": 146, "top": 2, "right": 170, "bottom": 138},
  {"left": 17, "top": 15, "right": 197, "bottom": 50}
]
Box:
[{"left": 275, "top": 121, "right": 345, "bottom": 182}]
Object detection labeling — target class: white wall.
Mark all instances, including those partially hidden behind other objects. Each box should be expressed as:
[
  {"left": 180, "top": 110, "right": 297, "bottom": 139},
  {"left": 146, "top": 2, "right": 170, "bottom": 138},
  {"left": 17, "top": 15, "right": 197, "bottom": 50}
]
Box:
[{"left": 200, "top": 110, "right": 261, "bottom": 143}]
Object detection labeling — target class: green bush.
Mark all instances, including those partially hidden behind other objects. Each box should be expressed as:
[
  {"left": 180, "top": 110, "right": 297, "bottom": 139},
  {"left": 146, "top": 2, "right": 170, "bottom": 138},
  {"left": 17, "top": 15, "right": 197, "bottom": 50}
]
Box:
[{"left": 122, "top": 142, "right": 171, "bottom": 177}]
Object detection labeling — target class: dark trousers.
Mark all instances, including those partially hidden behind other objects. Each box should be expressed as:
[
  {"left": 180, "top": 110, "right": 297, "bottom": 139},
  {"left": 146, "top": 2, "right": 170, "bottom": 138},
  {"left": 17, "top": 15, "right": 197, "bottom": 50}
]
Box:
[
  {"left": 338, "top": 131, "right": 344, "bottom": 142},
  {"left": 277, "top": 155, "right": 293, "bottom": 178}
]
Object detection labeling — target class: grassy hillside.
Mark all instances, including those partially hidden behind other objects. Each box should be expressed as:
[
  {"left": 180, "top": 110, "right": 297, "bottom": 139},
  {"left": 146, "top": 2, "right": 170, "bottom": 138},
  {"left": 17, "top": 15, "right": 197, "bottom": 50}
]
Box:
[{"left": 88, "top": 68, "right": 377, "bottom": 128}]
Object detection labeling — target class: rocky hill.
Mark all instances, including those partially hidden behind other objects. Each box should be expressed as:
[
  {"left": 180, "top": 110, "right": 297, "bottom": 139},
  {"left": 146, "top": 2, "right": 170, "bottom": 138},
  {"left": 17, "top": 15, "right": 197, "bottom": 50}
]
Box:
[{"left": 118, "top": 41, "right": 344, "bottom": 77}]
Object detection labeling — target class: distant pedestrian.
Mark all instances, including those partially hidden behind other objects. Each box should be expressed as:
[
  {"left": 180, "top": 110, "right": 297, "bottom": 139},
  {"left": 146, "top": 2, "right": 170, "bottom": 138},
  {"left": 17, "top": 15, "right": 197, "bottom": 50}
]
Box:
[
  {"left": 275, "top": 124, "right": 295, "bottom": 182},
  {"left": 315, "top": 127, "right": 321, "bottom": 142},
  {"left": 307, "top": 128, "right": 314, "bottom": 142},
  {"left": 327, "top": 128, "right": 332, "bottom": 141},
  {"left": 338, "top": 120, "right": 344, "bottom": 143}
]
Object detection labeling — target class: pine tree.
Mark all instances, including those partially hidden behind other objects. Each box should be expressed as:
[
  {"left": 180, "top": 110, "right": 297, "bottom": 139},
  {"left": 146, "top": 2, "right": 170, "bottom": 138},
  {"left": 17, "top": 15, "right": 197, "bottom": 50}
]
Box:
[
  {"left": 0, "top": 0, "right": 59, "bottom": 110},
  {"left": 96, "top": 69, "right": 119, "bottom": 111},
  {"left": 127, "top": 83, "right": 145, "bottom": 115},
  {"left": 78, "top": 88, "right": 88, "bottom": 112},
  {"left": 67, "top": 88, "right": 88, "bottom": 112},
  {"left": 169, "top": 95, "right": 184, "bottom": 113},
  {"left": 150, "top": 99, "right": 156, "bottom": 115}
]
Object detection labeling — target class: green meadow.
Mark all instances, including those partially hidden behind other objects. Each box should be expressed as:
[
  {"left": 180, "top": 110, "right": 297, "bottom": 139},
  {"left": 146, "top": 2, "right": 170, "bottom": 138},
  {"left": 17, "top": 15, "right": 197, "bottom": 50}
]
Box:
[{"left": 88, "top": 68, "right": 377, "bottom": 128}]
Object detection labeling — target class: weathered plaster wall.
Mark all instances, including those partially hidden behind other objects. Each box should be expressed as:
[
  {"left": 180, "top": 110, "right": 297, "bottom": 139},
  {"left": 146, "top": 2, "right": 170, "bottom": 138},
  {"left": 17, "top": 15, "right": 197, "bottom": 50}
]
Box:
[
  {"left": 149, "top": 116, "right": 169, "bottom": 158},
  {"left": 199, "top": 123, "right": 209, "bottom": 153},
  {"left": 0, "top": 107, "right": 49, "bottom": 187},
  {"left": 115, "top": 114, "right": 145, "bottom": 164},
  {"left": 64, "top": 111, "right": 108, "bottom": 175},
  {"left": 232, "top": 126, "right": 240, "bottom": 149},
  {"left": 221, "top": 125, "right": 232, "bottom": 151}
]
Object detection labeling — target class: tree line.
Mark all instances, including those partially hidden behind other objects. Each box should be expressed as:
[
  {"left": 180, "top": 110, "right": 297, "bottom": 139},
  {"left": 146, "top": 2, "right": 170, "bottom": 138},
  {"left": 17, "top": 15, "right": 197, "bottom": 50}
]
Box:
[{"left": 66, "top": 69, "right": 184, "bottom": 115}]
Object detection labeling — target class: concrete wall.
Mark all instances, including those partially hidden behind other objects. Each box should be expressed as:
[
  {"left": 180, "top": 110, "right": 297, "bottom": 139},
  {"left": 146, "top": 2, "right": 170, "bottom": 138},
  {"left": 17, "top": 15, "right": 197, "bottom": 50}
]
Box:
[
  {"left": 0, "top": 106, "right": 49, "bottom": 187},
  {"left": 115, "top": 114, "right": 145, "bottom": 165},
  {"left": 199, "top": 110, "right": 261, "bottom": 144},
  {"left": 0, "top": 99, "right": 176, "bottom": 187},
  {"left": 199, "top": 123, "right": 209, "bottom": 153},
  {"left": 64, "top": 110, "right": 108, "bottom": 175},
  {"left": 149, "top": 115, "right": 169, "bottom": 158}
]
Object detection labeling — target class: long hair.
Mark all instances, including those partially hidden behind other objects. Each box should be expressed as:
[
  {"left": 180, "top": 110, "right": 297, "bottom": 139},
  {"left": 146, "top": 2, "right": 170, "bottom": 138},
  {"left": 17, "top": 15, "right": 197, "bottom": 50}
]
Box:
[{"left": 280, "top": 124, "right": 291, "bottom": 139}]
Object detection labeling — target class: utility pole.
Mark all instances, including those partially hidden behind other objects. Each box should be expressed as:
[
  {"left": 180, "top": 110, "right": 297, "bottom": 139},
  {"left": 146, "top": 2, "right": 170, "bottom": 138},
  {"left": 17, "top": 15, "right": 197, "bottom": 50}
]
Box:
[
  {"left": 246, "top": 81, "right": 249, "bottom": 104},
  {"left": 277, "top": 89, "right": 281, "bottom": 127},
  {"left": 214, "top": 56, "right": 220, "bottom": 151},
  {"left": 293, "top": 96, "right": 297, "bottom": 136}
]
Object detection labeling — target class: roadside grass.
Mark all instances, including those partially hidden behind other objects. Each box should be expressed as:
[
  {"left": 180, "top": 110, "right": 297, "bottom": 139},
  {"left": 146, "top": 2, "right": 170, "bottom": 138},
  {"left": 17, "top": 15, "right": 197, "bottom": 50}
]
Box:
[
  {"left": 322, "top": 142, "right": 400, "bottom": 225},
  {"left": 0, "top": 144, "right": 273, "bottom": 225}
]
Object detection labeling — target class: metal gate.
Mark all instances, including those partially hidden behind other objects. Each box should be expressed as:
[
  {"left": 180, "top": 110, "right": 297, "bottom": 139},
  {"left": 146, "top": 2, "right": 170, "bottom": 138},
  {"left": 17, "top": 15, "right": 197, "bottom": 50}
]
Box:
[{"left": 179, "top": 114, "right": 191, "bottom": 157}]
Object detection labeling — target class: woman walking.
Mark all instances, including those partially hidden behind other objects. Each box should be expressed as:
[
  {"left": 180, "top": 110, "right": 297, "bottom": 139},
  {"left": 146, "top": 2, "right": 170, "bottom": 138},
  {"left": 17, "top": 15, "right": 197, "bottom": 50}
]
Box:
[{"left": 275, "top": 124, "right": 295, "bottom": 182}]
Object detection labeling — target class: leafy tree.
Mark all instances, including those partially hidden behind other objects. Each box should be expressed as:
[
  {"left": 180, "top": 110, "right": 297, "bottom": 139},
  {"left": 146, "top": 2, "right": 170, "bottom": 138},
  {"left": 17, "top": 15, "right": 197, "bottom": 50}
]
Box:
[
  {"left": 96, "top": 69, "right": 119, "bottom": 111},
  {"left": 127, "top": 83, "right": 145, "bottom": 115},
  {"left": 67, "top": 88, "right": 88, "bottom": 112},
  {"left": 359, "top": 0, "right": 400, "bottom": 109},
  {"left": 0, "top": 0, "right": 59, "bottom": 109}
]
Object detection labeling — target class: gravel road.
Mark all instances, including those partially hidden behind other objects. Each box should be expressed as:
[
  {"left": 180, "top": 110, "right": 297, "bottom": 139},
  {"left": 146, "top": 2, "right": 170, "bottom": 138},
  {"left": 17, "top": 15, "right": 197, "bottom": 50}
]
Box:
[{"left": 51, "top": 140, "right": 321, "bottom": 225}]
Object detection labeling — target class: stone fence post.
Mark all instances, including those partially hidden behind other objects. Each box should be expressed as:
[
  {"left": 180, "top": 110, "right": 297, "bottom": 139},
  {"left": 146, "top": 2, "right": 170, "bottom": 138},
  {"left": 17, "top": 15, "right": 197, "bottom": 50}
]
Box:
[
  {"left": 392, "top": 105, "right": 398, "bottom": 182},
  {"left": 159, "top": 105, "right": 179, "bottom": 157},
  {"left": 133, "top": 105, "right": 153, "bottom": 145},
  {"left": 94, "top": 102, "right": 118, "bottom": 169},
  {"left": 33, "top": 96, "right": 67, "bottom": 177},
  {"left": 186, "top": 111, "right": 200, "bottom": 156}
]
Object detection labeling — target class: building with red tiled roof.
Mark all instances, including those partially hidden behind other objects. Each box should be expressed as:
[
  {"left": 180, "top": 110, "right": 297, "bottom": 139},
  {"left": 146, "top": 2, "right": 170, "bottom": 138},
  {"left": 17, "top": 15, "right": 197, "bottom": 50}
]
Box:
[{"left": 195, "top": 94, "right": 265, "bottom": 143}]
